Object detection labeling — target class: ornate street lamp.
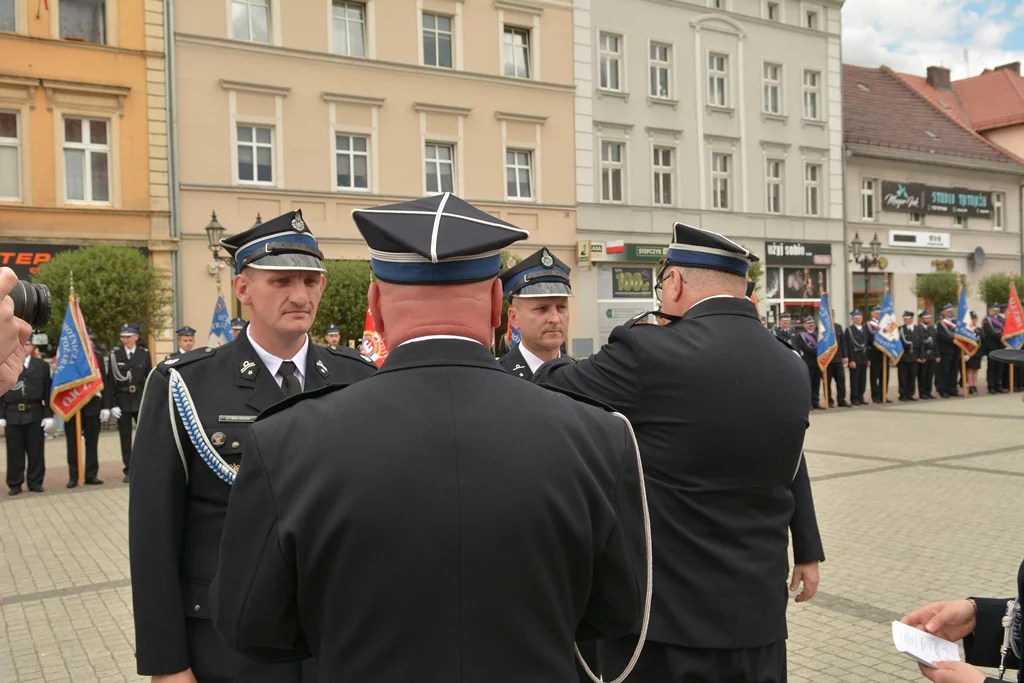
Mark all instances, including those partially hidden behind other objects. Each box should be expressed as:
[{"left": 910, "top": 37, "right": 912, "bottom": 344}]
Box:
[{"left": 851, "top": 232, "right": 882, "bottom": 313}]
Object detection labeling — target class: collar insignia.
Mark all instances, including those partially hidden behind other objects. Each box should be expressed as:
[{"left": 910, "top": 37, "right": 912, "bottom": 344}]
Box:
[
  {"left": 316, "top": 359, "right": 329, "bottom": 377},
  {"left": 164, "top": 358, "right": 179, "bottom": 366},
  {"left": 513, "top": 364, "right": 526, "bottom": 372},
  {"left": 240, "top": 359, "right": 258, "bottom": 379}
]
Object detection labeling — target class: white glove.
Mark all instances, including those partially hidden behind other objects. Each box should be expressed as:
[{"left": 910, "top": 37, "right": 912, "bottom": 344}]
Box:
[
  {"left": 100, "top": 409, "right": 110, "bottom": 423},
  {"left": 111, "top": 407, "right": 122, "bottom": 420},
  {"left": 41, "top": 418, "right": 53, "bottom": 431},
  {"left": 0, "top": 419, "right": 6, "bottom": 428}
]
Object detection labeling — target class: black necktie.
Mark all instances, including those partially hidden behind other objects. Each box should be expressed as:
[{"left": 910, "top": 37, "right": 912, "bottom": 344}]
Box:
[{"left": 278, "top": 361, "right": 302, "bottom": 398}]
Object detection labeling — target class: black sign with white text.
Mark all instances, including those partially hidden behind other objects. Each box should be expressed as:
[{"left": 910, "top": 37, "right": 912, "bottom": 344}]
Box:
[
  {"left": 881, "top": 181, "right": 992, "bottom": 217},
  {"left": 765, "top": 241, "right": 833, "bottom": 266}
]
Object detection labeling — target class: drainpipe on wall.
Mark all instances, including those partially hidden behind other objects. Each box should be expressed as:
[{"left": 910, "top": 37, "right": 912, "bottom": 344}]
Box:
[
  {"left": 164, "top": 0, "right": 183, "bottom": 329},
  {"left": 1019, "top": 183, "right": 1024, "bottom": 274},
  {"left": 838, "top": 26, "right": 851, "bottom": 326}
]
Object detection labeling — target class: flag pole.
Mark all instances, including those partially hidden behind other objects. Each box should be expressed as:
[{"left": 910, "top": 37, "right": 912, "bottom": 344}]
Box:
[
  {"left": 882, "top": 360, "right": 887, "bottom": 404},
  {"left": 69, "top": 273, "right": 85, "bottom": 486},
  {"left": 960, "top": 279, "right": 968, "bottom": 397},
  {"left": 1010, "top": 272, "right": 1016, "bottom": 392}
]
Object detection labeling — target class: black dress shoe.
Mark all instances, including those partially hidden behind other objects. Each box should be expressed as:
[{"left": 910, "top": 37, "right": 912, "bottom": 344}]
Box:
[
  {"left": 8, "top": 487, "right": 20, "bottom": 496},
  {"left": 122, "top": 475, "right": 129, "bottom": 484},
  {"left": 67, "top": 480, "right": 78, "bottom": 489},
  {"left": 84, "top": 478, "right": 103, "bottom": 485},
  {"left": 29, "top": 486, "right": 43, "bottom": 493}
]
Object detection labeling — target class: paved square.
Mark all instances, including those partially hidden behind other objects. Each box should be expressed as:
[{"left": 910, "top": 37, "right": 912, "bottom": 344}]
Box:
[{"left": 1, "top": 396, "right": 1023, "bottom": 682}]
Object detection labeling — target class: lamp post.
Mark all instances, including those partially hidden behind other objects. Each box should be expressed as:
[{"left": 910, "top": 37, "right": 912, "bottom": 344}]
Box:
[
  {"left": 851, "top": 232, "right": 882, "bottom": 314},
  {"left": 204, "top": 211, "right": 231, "bottom": 288}
]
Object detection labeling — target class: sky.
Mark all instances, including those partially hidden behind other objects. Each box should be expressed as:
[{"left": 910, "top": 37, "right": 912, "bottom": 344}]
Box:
[{"left": 842, "top": 0, "right": 1024, "bottom": 79}]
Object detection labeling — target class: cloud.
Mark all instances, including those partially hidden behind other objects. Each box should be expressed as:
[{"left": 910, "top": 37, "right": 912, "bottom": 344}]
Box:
[{"left": 842, "top": 0, "right": 1024, "bottom": 79}]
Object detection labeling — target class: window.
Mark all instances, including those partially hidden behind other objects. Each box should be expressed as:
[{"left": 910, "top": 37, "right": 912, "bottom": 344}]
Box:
[
  {"left": 649, "top": 42, "right": 671, "bottom": 99},
  {"left": 332, "top": 1, "right": 366, "bottom": 57},
  {"left": 994, "top": 193, "right": 1005, "bottom": 229},
  {"left": 425, "top": 143, "right": 455, "bottom": 194},
  {"left": 806, "top": 9, "right": 820, "bottom": 29},
  {"left": 506, "top": 149, "right": 533, "bottom": 200},
  {"left": 237, "top": 124, "right": 274, "bottom": 184},
  {"left": 0, "top": 112, "right": 19, "bottom": 200},
  {"left": 712, "top": 152, "right": 731, "bottom": 210},
  {"left": 335, "top": 134, "right": 369, "bottom": 190},
  {"left": 804, "top": 163, "right": 820, "bottom": 216},
  {"left": 61, "top": 0, "right": 105, "bottom": 44},
  {"left": 599, "top": 32, "right": 623, "bottom": 91},
  {"left": 763, "top": 63, "right": 781, "bottom": 114},
  {"left": 230, "top": 0, "right": 268, "bottom": 43},
  {"left": 653, "top": 146, "right": 673, "bottom": 206},
  {"left": 1, "top": 0, "right": 15, "bottom": 32},
  {"left": 503, "top": 26, "right": 531, "bottom": 78},
  {"left": 766, "top": 159, "right": 783, "bottom": 214},
  {"left": 803, "top": 70, "right": 820, "bottom": 120},
  {"left": 954, "top": 215, "right": 965, "bottom": 227},
  {"left": 422, "top": 13, "right": 452, "bottom": 68},
  {"left": 861, "top": 178, "right": 876, "bottom": 220},
  {"left": 63, "top": 117, "right": 110, "bottom": 203},
  {"left": 909, "top": 212, "right": 922, "bottom": 225},
  {"left": 708, "top": 53, "right": 728, "bottom": 107},
  {"left": 600, "top": 141, "right": 623, "bottom": 203},
  {"left": 767, "top": 1, "right": 780, "bottom": 20}
]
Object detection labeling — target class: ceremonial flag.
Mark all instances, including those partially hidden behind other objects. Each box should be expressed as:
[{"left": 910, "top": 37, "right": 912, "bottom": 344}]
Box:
[
  {"left": 816, "top": 292, "right": 838, "bottom": 372},
  {"left": 873, "top": 288, "right": 904, "bottom": 363},
  {"left": 1003, "top": 281, "right": 1024, "bottom": 350},
  {"left": 207, "top": 295, "right": 232, "bottom": 347},
  {"left": 359, "top": 308, "right": 389, "bottom": 367},
  {"left": 953, "top": 285, "right": 979, "bottom": 355},
  {"left": 49, "top": 292, "right": 104, "bottom": 421},
  {"left": 505, "top": 322, "right": 521, "bottom": 351}
]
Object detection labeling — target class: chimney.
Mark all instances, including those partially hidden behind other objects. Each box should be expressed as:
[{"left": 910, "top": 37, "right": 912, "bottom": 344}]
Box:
[
  {"left": 996, "top": 61, "right": 1021, "bottom": 75},
  {"left": 926, "top": 66, "right": 951, "bottom": 90}
]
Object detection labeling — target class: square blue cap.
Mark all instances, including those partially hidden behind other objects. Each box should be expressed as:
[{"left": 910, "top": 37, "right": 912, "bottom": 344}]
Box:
[
  {"left": 176, "top": 326, "right": 196, "bottom": 336},
  {"left": 664, "top": 222, "right": 758, "bottom": 277},
  {"left": 120, "top": 324, "right": 139, "bottom": 335},
  {"left": 500, "top": 248, "right": 572, "bottom": 301},
  {"left": 324, "top": 324, "right": 341, "bottom": 335},
  {"left": 220, "top": 209, "right": 325, "bottom": 272},
  {"left": 230, "top": 318, "right": 245, "bottom": 329}
]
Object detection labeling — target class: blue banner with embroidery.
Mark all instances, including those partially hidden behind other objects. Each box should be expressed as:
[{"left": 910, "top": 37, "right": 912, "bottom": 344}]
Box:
[{"left": 168, "top": 369, "right": 237, "bottom": 485}]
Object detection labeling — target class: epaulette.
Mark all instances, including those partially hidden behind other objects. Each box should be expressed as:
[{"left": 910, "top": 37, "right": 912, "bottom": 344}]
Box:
[
  {"left": 255, "top": 382, "right": 351, "bottom": 422},
  {"left": 535, "top": 383, "right": 617, "bottom": 414},
  {"left": 158, "top": 345, "right": 220, "bottom": 371},
  {"left": 625, "top": 311, "right": 652, "bottom": 329},
  {"left": 325, "top": 344, "right": 378, "bottom": 368},
  {"left": 775, "top": 334, "right": 795, "bottom": 351}
]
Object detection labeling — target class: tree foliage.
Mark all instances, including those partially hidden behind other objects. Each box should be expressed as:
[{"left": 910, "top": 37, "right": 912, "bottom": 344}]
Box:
[
  {"left": 313, "top": 260, "right": 373, "bottom": 344},
  {"left": 912, "top": 272, "right": 966, "bottom": 312},
  {"left": 32, "top": 245, "right": 172, "bottom": 352},
  {"left": 747, "top": 261, "right": 764, "bottom": 297},
  {"left": 979, "top": 274, "right": 1024, "bottom": 307}
]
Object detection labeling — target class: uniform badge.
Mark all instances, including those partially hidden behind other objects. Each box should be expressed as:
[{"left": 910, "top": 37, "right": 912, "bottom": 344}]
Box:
[
  {"left": 541, "top": 250, "right": 554, "bottom": 267},
  {"left": 218, "top": 415, "right": 257, "bottom": 423},
  {"left": 240, "top": 360, "right": 257, "bottom": 379},
  {"left": 361, "top": 354, "right": 375, "bottom": 364},
  {"left": 292, "top": 214, "right": 307, "bottom": 232},
  {"left": 316, "top": 359, "right": 329, "bottom": 377},
  {"left": 513, "top": 364, "right": 525, "bottom": 372},
  {"left": 211, "top": 432, "right": 226, "bottom": 447},
  {"left": 164, "top": 358, "right": 179, "bottom": 366}
]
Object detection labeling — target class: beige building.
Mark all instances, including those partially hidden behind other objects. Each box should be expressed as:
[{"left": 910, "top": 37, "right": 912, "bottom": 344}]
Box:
[{"left": 171, "top": 0, "right": 577, "bottom": 341}]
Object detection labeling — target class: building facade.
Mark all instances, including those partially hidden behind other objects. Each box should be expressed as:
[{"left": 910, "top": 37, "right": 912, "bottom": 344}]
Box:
[
  {"left": 0, "top": 0, "right": 173, "bottom": 354},
  {"left": 571, "top": 0, "right": 845, "bottom": 350},
  {"left": 844, "top": 65, "right": 1024, "bottom": 317},
  {"left": 172, "top": 0, "right": 577, "bottom": 343}
]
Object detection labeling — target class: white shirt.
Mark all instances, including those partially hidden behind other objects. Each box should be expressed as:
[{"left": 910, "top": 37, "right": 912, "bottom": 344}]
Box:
[
  {"left": 247, "top": 327, "right": 309, "bottom": 390},
  {"left": 399, "top": 335, "right": 482, "bottom": 347},
  {"left": 124, "top": 346, "right": 135, "bottom": 359},
  {"left": 691, "top": 294, "right": 739, "bottom": 310},
  {"left": 517, "top": 343, "right": 559, "bottom": 374},
  {"left": 23, "top": 355, "right": 30, "bottom": 369}
]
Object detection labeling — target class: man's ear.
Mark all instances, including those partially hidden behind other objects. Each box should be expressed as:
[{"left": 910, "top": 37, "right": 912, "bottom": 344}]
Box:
[
  {"left": 670, "top": 268, "right": 684, "bottom": 303},
  {"left": 368, "top": 281, "right": 384, "bottom": 340},
  {"left": 233, "top": 273, "right": 250, "bottom": 306},
  {"left": 490, "top": 279, "right": 503, "bottom": 329}
]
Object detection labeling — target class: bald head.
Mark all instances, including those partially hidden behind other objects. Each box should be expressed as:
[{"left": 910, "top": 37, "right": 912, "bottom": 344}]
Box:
[
  {"left": 659, "top": 265, "right": 746, "bottom": 318},
  {"left": 368, "top": 278, "right": 504, "bottom": 348}
]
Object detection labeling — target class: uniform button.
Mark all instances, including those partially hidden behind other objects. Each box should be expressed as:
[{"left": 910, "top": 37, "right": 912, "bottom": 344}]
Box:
[
  {"left": 193, "top": 604, "right": 201, "bottom": 613},
  {"left": 231, "top": 441, "right": 240, "bottom": 449}
]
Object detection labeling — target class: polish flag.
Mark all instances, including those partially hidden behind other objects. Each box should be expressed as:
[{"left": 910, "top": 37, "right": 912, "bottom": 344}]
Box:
[
  {"left": 606, "top": 240, "right": 625, "bottom": 254},
  {"left": 358, "top": 308, "right": 389, "bottom": 367}
]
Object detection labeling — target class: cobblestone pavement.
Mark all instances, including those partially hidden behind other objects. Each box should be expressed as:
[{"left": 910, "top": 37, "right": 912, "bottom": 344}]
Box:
[{"left": 2, "top": 396, "right": 1023, "bottom": 682}]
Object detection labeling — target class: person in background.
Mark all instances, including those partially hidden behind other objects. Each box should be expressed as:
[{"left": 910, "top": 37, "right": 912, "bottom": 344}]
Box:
[
  {"left": 845, "top": 309, "right": 868, "bottom": 405},
  {"left": 165, "top": 326, "right": 196, "bottom": 362},
  {"left": 66, "top": 328, "right": 111, "bottom": 489},
  {"left": 826, "top": 310, "right": 849, "bottom": 407},
  {"left": 899, "top": 311, "right": 920, "bottom": 401},
  {"left": 105, "top": 324, "right": 151, "bottom": 483},
  {"left": 866, "top": 304, "right": 884, "bottom": 403},
  {"left": 918, "top": 310, "right": 937, "bottom": 400},
  {"left": 966, "top": 311, "right": 983, "bottom": 395},
  {"left": 937, "top": 303, "right": 960, "bottom": 398},
  {"left": 229, "top": 318, "right": 245, "bottom": 340},
  {"left": 3, "top": 334, "right": 53, "bottom": 495},
  {"left": 774, "top": 312, "right": 793, "bottom": 345},
  {"left": 323, "top": 324, "right": 342, "bottom": 349},
  {"left": 982, "top": 303, "right": 1005, "bottom": 394},
  {"left": 793, "top": 316, "right": 822, "bottom": 409}
]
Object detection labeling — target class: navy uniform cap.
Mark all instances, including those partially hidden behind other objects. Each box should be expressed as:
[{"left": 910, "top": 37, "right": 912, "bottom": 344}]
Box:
[
  {"left": 120, "top": 324, "right": 139, "bottom": 335},
  {"left": 919, "top": 310, "right": 932, "bottom": 318},
  {"left": 1000, "top": 303, "right": 1009, "bottom": 311},
  {"left": 871, "top": 305, "right": 881, "bottom": 312},
  {"left": 176, "top": 326, "right": 196, "bottom": 337},
  {"left": 352, "top": 192, "right": 528, "bottom": 284},
  {"left": 803, "top": 316, "right": 815, "bottom": 324},
  {"left": 664, "top": 223, "right": 758, "bottom": 277},
  {"left": 850, "top": 309, "right": 862, "bottom": 317},
  {"left": 500, "top": 248, "right": 572, "bottom": 302},
  {"left": 780, "top": 312, "right": 791, "bottom": 320},
  {"left": 989, "top": 302, "right": 1001, "bottom": 309},
  {"left": 230, "top": 318, "right": 245, "bottom": 330},
  {"left": 902, "top": 311, "right": 914, "bottom": 318},
  {"left": 324, "top": 324, "right": 341, "bottom": 335},
  {"left": 220, "top": 209, "right": 325, "bottom": 272},
  {"left": 941, "top": 303, "right": 954, "bottom": 312}
]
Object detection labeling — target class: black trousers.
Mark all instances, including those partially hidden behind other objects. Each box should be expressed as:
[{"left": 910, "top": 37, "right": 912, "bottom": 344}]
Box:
[
  {"left": 938, "top": 354, "right": 959, "bottom": 395},
  {"left": 868, "top": 351, "right": 884, "bottom": 401},
  {"left": 6, "top": 422, "right": 45, "bottom": 489},
  {"left": 117, "top": 411, "right": 138, "bottom": 475},
  {"left": 988, "top": 355, "right": 1004, "bottom": 392},
  {"left": 805, "top": 362, "right": 821, "bottom": 406},
  {"left": 918, "top": 358, "right": 935, "bottom": 397},
  {"left": 848, "top": 361, "right": 866, "bottom": 403},
  {"left": 185, "top": 618, "right": 313, "bottom": 682},
  {"left": 602, "top": 635, "right": 786, "bottom": 683},
  {"left": 826, "top": 363, "right": 847, "bottom": 405},
  {"left": 898, "top": 362, "right": 918, "bottom": 399},
  {"left": 65, "top": 414, "right": 100, "bottom": 481}
]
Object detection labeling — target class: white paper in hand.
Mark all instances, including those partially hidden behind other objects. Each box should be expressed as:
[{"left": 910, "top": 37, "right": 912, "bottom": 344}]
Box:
[{"left": 892, "top": 620, "right": 961, "bottom": 669}]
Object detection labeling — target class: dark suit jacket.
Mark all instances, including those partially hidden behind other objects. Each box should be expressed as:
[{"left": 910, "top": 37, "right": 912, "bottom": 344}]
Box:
[
  {"left": 105, "top": 346, "right": 152, "bottom": 413},
  {"left": 532, "top": 297, "right": 821, "bottom": 649},
  {"left": 2, "top": 356, "right": 52, "bottom": 425},
  {"left": 209, "top": 339, "right": 646, "bottom": 682},
  {"left": 964, "top": 559, "right": 1023, "bottom": 682},
  {"left": 499, "top": 345, "right": 534, "bottom": 380},
  {"left": 846, "top": 325, "right": 869, "bottom": 365},
  {"left": 128, "top": 329, "right": 377, "bottom": 678}
]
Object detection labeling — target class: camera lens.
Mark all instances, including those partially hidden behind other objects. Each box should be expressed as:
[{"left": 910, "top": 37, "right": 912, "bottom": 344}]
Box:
[{"left": 10, "top": 281, "right": 51, "bottom": 329}]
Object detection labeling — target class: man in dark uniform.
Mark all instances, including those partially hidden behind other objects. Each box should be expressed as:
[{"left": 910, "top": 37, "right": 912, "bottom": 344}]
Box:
[
  {"left": 498, "top": 248, "right": 572, "bottom": 381},
  {"left": 918, "top": 310, "right": 937, "bottom": 399},
  {"left": 3, "top": 334, "right": 53, "bottom": 495},
  {"left": 209, "top": 193, "right": 648, "bottom": 683},
  {"left": 982, "top": 302, "right": 1005, "bottom": 393},
  {"left": 323, "top": 324, "right": 341, "bottom": 349},
  {"left": 66, "top": 328, "right": 110, "bottom": 489},
  {"left": 229, "top": 318, "right": 245, "bottom": 340},
  {"left": 128, "top": 209, "right": 378, "bottom": 683},
  {"left": 774, "top": 312, "right": 793, "bottom": 345},
  {"left": 898, "top": 311, "right": 920, "bottom": 401},
  {"left": 937, "top": 302, "right": 959, "bottom": 398},
  {"left": 793, "top": 316, "right": 822, "bottom": 409},
  {"left": 866, "top": 304, "right": 885, "bottom": 402},
  {"left": 165, "top": 326, "right": 196, "bottom": 362},
  {"left": 845, "top": 309, "right": 869, "bottom": 405},
  {"left": 105, "top": 324, "right": 151, "bottom": 483},
  {"left": 826, "top": 310, "right": 848, "bottom": 407},
  {"left": 531, "top": 222, "right": 823, "bottom": 683}
]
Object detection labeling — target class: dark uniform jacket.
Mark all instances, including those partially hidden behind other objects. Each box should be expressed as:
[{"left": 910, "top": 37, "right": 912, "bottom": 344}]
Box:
[
  {"left": 772, "top": 326, "right": 793, "bottom": 346},
  {"left": 128, "top": 330, "right": 377, "bottom": 679},
  {"left": 209, "top": 338, "right": 647, "bottom": 683},
  {"left": 792, "top": 328, "right": 819, "bottom": 368},
  {"left": 81, "top": 350, "right": 112, "bottom": 419},
  {"left": 899, "top": 325, "right": 921, "bottom": 362},
  {"left": 532, "top": 297, "right": 822, "bottom": 650},
  {"left": 498, "top": 344, "right": 535, "bottom": 380},
  {"left": 919, "top": 324, "right": 938, "bottom": 359},
  {"left": 983, "top": 315, "right": 1006, "bottom": 353},
  {"left": 830, "top": 323, "right": 848, "bottom": 365},
  {"left": 845, "top": 324, "right": 869, "bottom": 365},
  {"left": 938, "top": 318, "right": 959, "bottom": 356},
  {"left": 2, "top": 357, "right": 52, "bottom": 424},
  {"left": 964, "top": 560, "right": 1024, "bottom": 683},
  {"left": 105, "top": 346, "right": 152, "bottom": 413}
]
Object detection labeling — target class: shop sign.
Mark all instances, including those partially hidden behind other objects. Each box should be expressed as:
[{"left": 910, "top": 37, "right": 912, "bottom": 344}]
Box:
[
  {"left": 0, "top": 243, "right": 151, "bottom": 280},
  {"left": 576, "top": 240, "right": 592, "bottom": 268},
  {"left": 592, "top": 243, "right": 667, "bottom": 262},
  {"left": 881, "top": 181, "right": 992, "bottom": 217},
  {"left": 888, "top": 230, "right": 950, "bottom": 249},
  {"left": 764, "top": 241, "right": 833, "bottom": 266},
  {"left": 611, "top": 267, "right": 653, "bottom": 298}
]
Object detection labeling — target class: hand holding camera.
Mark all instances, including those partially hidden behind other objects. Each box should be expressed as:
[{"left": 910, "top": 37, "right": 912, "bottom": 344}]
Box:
[{"left": 0, "top": 268, "right": 51, "bottom": 396}]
